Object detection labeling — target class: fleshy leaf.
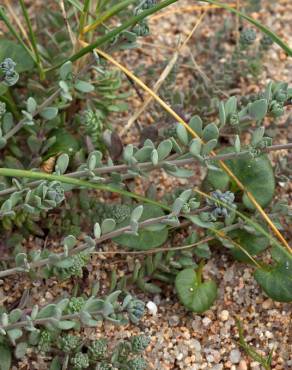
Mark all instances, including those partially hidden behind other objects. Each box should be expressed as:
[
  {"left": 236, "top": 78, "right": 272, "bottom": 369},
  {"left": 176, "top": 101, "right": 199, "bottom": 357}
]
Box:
[
  {"left": 0, "top": 39, "right": 34, "bottom": 72},
  {"left": 205, "top": 149, "right": 275, "bottom": 209},
  {"left": 228, "top": 229, "right": 269, "bottom": 262},
  {"left": 175, "top": 268, "right": 217, "bottom": 313},
  {"left": 0, "top": 345, "right": 11, "bottom": 370},
  {"left": 254, "top": 257, "right": 292, "bottom": 302}
]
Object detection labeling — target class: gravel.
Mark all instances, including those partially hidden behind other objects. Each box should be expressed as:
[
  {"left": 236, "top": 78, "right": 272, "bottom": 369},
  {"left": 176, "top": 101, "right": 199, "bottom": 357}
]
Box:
[{"left": 229, "top": 349, "right": 241, "bottom": 364}]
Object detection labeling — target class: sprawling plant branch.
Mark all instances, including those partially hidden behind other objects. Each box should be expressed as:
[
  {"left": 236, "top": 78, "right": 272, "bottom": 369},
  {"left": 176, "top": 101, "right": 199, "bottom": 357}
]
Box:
[
  {"left": 0, "top": 143, "right": 291, "bottom": 197},
  {"left": 0, "top": 217, "right": 240, "bottom": 280},
  {"left": 0, "top": 310, "right": 100, "bottom": 331},
  {"left": 3, "top": 89, "right": 61, "bottom": 141},
  {"left": 91, "top": 46, "right": 291, "bottom": 252},
  {"left": 0, "top": 207, "right": 208, "bottom": 278}
]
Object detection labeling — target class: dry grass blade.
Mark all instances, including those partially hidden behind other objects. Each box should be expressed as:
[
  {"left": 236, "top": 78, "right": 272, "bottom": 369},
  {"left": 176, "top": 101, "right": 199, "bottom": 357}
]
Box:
[
  {"left": 59, "top": 0, "right": 76, "bottom": 47},
  {"left": 78, "top": 42, "right": 291, "bottom": 254},
  {"left": 4, "top": 0, "right": 33, "bottom": 50},
  {"left": 121, "top": 10, "right": 207, "bottom": 136}
]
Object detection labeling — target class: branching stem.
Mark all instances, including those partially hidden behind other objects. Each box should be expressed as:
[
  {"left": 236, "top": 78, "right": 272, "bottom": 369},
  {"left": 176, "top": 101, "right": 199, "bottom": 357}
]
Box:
[{"left": 0, "top": 143, "right": 291, "bottom": 197}]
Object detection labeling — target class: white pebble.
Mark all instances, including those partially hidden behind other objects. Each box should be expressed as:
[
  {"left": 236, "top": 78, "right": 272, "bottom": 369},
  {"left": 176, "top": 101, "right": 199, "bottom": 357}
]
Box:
[
  {"left": 265, "top": 330, "right": 273, "bottom": 339},
  {"left": 202, "top": 317, "right": 212, "bottom": 327},
  {"left": 210, "top": 365, "right": 223, "bottom": 370},
  {"left": 189, "top": 339, "right": 201, "bottom": 352},
  {"left": 229, "top": 349, "right": 241, "bottom": 364},
  {"left": 146, "top": 301, "right": 158, "bottom": 316},
  {"left": 176, "top": 353, "right": 184, "bottom": 361},
  {"left": 219, "top": 310, "right": 229, "bottom": 321}
]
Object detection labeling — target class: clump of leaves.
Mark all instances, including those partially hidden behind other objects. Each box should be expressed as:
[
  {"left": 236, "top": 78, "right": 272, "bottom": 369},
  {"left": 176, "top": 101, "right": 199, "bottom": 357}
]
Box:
[
  {"left": 0, "top": 290, "right": 146, "bottom": 368},
  {"left": 44, "top": 334, "right": 149, "bottom": 369},
  {"left": 0, "top": 0, "right": 291, "bottom": 367}
]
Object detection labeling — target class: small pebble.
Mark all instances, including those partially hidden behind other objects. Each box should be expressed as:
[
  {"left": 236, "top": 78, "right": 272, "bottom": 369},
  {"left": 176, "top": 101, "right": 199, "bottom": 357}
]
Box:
[
  {"left": 146, "top": 301, "right": 158, "bottom": 316},
  {"left": 176, "top": 353, "right": 184, "bottom": 361},
  {"left": 191, "top": 317, "right": 201, "bottom": 330},
  {"left": 189, "top": 339, "right": 201, "bottom": 352},
  {"left": 265, "top": 330, "right": 273, "bottom": 339},
  {"left": 168, "top": 315, "right": 180, "bottom": 326},
  {"left": 250, "top": 362, "right": 261, "bottom": 370},
  {"left": 210, "top": 365, "right": 223, "bottom": 370},
  {"left": 202, "top": 317, "right": 212, "bottom": 327},
  {"left": 238, "top": 360, "right": 248, "bottom": 370},
  {"left": 219, "top": 310, "right": 229, "bottom": 321},
  {"left": 262, "top": 299, "right": 273, "bottom": 309},
  {"left": 229, "top": 349, "right": 241, "bottom": 364}
]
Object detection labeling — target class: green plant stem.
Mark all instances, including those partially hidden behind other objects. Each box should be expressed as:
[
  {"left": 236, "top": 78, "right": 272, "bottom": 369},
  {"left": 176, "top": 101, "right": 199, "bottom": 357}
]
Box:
[
  {"left": 1, "top": 143, "right": 291, "bottom": 197},
  {"left": 2, "top": 59, "right": 97, "bottom": 141},
  {"left": 78, "top": 0, "right": 91, "bottom": 36},
  {"left": 18, "top": 0, "right": 45, "bottom": 80},
  {"left": 236, "top": 318, "right": 272, "bottom": 370},
  {"left": 0, "top": 215, "right": 171, "bottom": 278},
  {"left": 0, "top": 219, "right": 240, "bottom": 279},
  {"left": 83, "top": 0, "right": 137, "bottom": 34},
  {"left": 3, "top": 88, "right": 61, "bottom": 140},
  {"left": 196, "top": 260, "right": 204, "bottom": 284},
  {"left": 0, "top": 167, "right": 170, "bottom": 210},
  {"left": 0, "top": 309, "right": 104, "bottom": 331}
]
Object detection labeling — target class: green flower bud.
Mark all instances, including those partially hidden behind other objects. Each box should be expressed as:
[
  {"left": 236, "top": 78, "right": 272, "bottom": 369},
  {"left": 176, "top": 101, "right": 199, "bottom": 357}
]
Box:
[
  {"left": 229, "top": 113, "right": 240, "bottom": 126},
  {"left": 67, "top": 297, "right": 85, "bottom": 313},
  {"left": 37, "top": 330, "right": 53, "bottom": 353},
  {"left": 127, "top": 357, "right": 148, "bottom": 370},
  {"left": 131, "top": 335, "right": 150, "bottom": 353},
  {"left": 71, "top": 353, "right": 89, "bottom": 369},
  {"left": 260, "top": 34, "right": 273, "bottom": 50},
  {"left": 95, "top": 362, "right": 112, "bottom": 370},
  {"left": 240, "top": 28, "right": 256, "bottom": 47},
  {"left": 127, "top": 299, "right": 145, "bottom": 324},
  {"left": 270, "top": 101, "right": 284, "bottom": 117},
  {"left": 88, "top": 338, "right": 108, "bottom": 361},
  {"left": 58, "top": 334, "right": 81, "bottom": 353}
]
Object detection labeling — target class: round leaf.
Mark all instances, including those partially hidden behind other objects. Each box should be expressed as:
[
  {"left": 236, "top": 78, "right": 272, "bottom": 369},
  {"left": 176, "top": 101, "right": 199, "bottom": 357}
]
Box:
[
  {"left": 44, "top": 130, "right": 79, "bottom": 159},
  {"left": 205, "top": 149, "right": 275, "bottom": 209},
  {"left": 0, "top": 39, "right": 34, "bottom": 73},
  {"left": 248, "top": 99, "right": 268, "bottom": 121},
  {"left": 0, "top": 345, "right": 11, "bottom": 370},
  {"left": 228, "top": 229, "right": 269, "bottom": 262},
  {"left": 254, "top": 258, "right": 292, "bottom": 302},
  {"left": 175, "top": 268, "right": 217, "bottom": 313}
]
